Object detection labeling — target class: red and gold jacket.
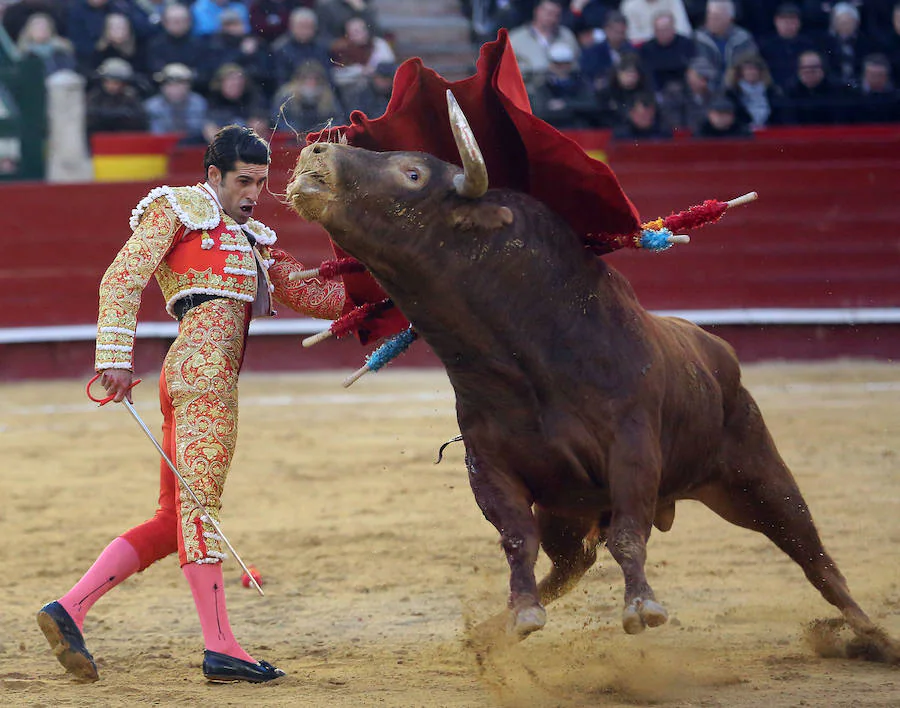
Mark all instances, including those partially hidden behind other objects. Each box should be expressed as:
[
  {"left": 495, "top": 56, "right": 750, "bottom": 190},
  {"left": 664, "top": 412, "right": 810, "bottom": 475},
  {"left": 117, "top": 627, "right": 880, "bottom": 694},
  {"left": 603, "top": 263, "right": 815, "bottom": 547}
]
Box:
[{"left": 95, "top": 184, "right": 345, "bottom": 371}]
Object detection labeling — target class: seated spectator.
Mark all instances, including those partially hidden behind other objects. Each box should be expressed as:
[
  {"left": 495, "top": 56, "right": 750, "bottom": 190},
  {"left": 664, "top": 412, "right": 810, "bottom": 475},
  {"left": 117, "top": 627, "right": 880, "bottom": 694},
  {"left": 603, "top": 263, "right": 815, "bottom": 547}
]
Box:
[
  {"left": 272, "top": 7, "right": 332, "bottom": 90},
  {"left": 316, "top": 0, "right": 381, "bottom": 43},
  {"left": 134, "top": 0, "right": 169, "bottom": 29},
  {"left": 2, "top": 0, "right": 67, "bottom": 44},
  {"left": 90, "top": 12, "right": 146, "bottom": 78},
  {"left": 579, "top": 10, "right": 636, "bottom": 90},
  {"left": 758, "top": 3, "right": 816, "bottom": 90},
  {"left": 858, "top": 53, "right": 900, "bottom": 123},
  {"left": 693, "top": 0, "right": 757, "bottom": 86},
  {"left": 208, "top": 8, "right": 273, "bottom": 97},
  {"left": 249, "top": 0, "right": 309, "bottom": 44},
  {"left": 620, "top": 0, "right": 692, "bottom": 46},
  {"left": 781, "top": 49, "right": 855, "bottom": 124},
  {"left": 15, "top": 12, "right": 76, "bottom": 76},
  {"left": 639, "top": 10, "right": 696, "bottom": 93},
  {"left": 329, "top": 15, "right": 396, "bottom": 109},
  {"left": 881, "top": 3, "right": 900, "bottom": 83},
  {"left": 509, "top": 0, "right": 581, "bottom": 90},
  {"left": 612, "top": 91, "right": 672, "bottom": 140},
  {"left": 724, "top": 52, "right": 781, "bottom": 129},
  {"left": 470, "top": 0, "right": 533, "bottom": 45},
  {"left": 596, "top": 53, "right": 652, "bottom": 127},
  {"left": 272, "top": 59, "right": 347, "bottom": 134},
  {"left": 204, "top": 63, "right": 268, "bottom": 140},
  {"left": 86, "top": 57, "right": 148, "bottom": 132},
  {"left": 560, "top": 0, "right": 612, "bottom": 35},
  {"left": 144, "top": 4, "right": 205, "bottom": 83},
  {"left": 192, "top": 0, "right": 249, "bottom": 38},
  {"left": 694, "top": 94, "right": 752, "bottom": 137},
  {"left": 144, "top": 63, "right": 207, "bottom": 141},
  {"left": 658, "top": 55, "right": 717, "bottom": 132},
  {"left": 67, "top": 0, "right": 151, "bottom": 69},
  {"left": 351, "top": 60, "right": 396, "bottom": 118},
  {"left": 818, "top": 2, "right": 876, "bottom": 89},
  {"left": 529, "top": 42, "right": 601, "bottom": 128}
]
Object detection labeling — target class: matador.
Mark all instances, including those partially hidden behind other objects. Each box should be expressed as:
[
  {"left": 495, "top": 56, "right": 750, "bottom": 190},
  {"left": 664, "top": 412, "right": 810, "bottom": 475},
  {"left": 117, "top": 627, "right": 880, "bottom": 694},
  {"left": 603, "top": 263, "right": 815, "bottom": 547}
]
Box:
[{"left": 37, "top": 126, "right": 345, "bottom": 683}]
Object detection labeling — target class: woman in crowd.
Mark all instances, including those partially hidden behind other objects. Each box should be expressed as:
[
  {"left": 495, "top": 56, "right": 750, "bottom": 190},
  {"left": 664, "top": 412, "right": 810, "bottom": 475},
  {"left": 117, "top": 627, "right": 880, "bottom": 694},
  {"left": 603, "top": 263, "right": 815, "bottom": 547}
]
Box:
[
  {"left": 329, "top": 15, "right": 395, "bottom": 108},
  {"left": 90, "top": 12, "right": 145, "bottom": 78},
  {"left": 203, "top": 63, "right": 269, "bottom": 142},
  {"left": 595, "top": 53, "right": 653, "bottom": 128},
  {"left": 272, "top": 59, "right": 347, "bottom": 134},
  {"left": 15, "top": 12, "right": 76, "bottom": 76},
  {"left": 724, "top": 51, "right": 782, "bottom": 129}
]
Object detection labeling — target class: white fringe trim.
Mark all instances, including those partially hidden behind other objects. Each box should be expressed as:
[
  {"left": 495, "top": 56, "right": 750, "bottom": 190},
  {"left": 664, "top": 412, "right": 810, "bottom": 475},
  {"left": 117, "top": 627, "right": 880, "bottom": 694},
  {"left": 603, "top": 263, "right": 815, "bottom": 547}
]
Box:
[
  {"left": 225, "top": 224, "right": 243, "bottom": 232},
  {"left": 165, "top": 288, "right": 255, "bottom": 317},
  {"left": 193, "top": 557, "right": 221, "bottom": 564},
  {"left": 206, "top": 551, "right": 228, "bottom": 560},
  {"left": 223, "top": 267, "right": 257, "bottom": 276},
  {"left": 96, "top": 362, "right": 133, "bottom": 370},
  {"left": 99, "top": 326, "right": 136, "bottom": 336},
  {"left": 129, "top": 186, "right": 220, "bottom": 232},
  {"left": 203, "top": 531, "right": 224, "bottom": 541},
  {"left": 96, "top": 344, "right": 133, "bottom": 352},
  {"left": 220, "top": 244, "right": 252, "bottom": 252},
  {"left": 243, "top": 220, "right": 277, "bottom": 246}
]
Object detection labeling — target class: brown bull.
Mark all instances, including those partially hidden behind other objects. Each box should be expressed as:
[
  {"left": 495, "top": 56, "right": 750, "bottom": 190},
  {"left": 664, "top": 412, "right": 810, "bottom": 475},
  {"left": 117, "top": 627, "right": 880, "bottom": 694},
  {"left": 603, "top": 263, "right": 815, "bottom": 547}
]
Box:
[{"left": 287, "top": 94, "right": 895, "bottom": 657}]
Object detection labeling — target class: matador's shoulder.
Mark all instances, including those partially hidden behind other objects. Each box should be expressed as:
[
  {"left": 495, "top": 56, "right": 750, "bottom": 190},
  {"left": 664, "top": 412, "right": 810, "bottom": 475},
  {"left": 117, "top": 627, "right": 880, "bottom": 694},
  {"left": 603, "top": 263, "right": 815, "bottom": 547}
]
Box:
[
  {"left": 128, "top": 185, "right": 221, "bottom": 233},
  {"left": 243, "top": 217, "right": 277, "bottom": 248}
]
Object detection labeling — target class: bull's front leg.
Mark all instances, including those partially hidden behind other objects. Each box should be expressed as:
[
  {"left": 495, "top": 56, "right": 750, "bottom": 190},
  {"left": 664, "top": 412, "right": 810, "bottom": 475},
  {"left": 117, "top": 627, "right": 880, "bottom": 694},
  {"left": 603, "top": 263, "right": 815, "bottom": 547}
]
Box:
[
  {"left": 467, "top": 452, "right": 545, "bottom": 638},
  {"left": 606, "top": 422, "right": 669, "bottom": 635}
]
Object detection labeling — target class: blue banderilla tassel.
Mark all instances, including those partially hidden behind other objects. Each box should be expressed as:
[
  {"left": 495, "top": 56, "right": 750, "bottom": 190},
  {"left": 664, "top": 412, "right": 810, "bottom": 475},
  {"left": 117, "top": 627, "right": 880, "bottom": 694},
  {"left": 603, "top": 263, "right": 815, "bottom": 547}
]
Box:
[
  {"left": 639, "top": 227, "right": 674, "bottom": 251},
  {"left": 366, "top": 327, "right": 418, "bottom": 372}
]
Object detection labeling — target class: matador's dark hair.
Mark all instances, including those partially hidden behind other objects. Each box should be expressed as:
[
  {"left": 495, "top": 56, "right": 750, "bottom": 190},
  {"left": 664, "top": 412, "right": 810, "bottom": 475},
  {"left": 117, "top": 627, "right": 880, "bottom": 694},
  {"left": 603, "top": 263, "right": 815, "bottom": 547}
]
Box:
[{"left": 203, "top": 125, "right": 270, "bottom": 177}]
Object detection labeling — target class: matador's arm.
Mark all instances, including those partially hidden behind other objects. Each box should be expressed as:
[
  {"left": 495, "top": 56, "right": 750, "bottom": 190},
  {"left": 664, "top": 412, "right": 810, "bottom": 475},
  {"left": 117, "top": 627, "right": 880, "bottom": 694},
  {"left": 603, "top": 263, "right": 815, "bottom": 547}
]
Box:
[
  {"left": 95, "top": 198, "right": 180, "bottom": 371},
  {"left": 266, "top": 246, "right": 346, "bottom": 320}
]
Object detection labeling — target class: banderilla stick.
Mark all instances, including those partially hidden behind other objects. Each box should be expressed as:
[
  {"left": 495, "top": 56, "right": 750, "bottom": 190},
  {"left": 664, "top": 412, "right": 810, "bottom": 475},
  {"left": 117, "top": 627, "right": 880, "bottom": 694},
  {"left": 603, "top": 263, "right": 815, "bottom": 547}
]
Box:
[{"left": 121, "top": 399, "right": 265, "bottom": 597}]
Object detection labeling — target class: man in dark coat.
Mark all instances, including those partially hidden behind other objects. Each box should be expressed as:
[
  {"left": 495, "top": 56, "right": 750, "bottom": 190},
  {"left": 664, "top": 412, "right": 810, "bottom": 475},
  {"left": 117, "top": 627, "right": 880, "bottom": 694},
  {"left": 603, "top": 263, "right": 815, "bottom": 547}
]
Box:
[
  {"left": 144, "top": 4, "right": 206, "bottom": 83},
  {"left": 639, "top": 10, "right": 696, "bottom": 92},
  {"left": 758, "top": 3, "right": 817, "bottom": 89},
  {"left": 781, "top": 48, "right": 856, "bottom": 124},
  {"left": 271, "top": 6, "right": 332, "bottom": 89}
]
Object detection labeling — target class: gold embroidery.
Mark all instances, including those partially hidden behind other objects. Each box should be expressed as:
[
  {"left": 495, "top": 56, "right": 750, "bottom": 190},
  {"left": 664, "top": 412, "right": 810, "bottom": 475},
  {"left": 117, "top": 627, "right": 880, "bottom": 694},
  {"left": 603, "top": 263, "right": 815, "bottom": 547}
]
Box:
[
  {"left": 268, "top": 247, "right": 346, "bottom": 320},
  {"left": 163, "top": 298, "right": 248, "bottom": 563}
]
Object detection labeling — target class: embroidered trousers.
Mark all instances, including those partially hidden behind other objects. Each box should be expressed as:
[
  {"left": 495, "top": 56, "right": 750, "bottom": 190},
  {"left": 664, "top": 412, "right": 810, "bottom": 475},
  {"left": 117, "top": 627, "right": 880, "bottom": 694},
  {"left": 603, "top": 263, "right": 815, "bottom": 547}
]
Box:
[{"left": 122, "top": 298, "right": 249, "bottom": 568}]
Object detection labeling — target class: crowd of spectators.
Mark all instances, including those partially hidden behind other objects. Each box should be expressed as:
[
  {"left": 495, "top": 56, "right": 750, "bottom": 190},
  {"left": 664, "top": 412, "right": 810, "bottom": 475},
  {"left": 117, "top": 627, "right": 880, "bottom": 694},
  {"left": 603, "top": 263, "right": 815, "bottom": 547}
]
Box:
[
  {"left": 2, "top": 0, "right": 899, "bottom": 144},
  {"left": 494, "top": 0, "right": 900, "bottom": 137},
  {"left": 1, "top": 0, "right": 395, "bottom": 141}
]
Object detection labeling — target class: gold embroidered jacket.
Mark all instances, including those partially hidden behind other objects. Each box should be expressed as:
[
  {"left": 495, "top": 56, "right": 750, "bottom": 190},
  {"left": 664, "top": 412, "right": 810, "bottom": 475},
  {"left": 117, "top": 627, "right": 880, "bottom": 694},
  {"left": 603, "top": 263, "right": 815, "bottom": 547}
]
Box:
[{"left": 95, "top": 184, "right": 346, "bottom": 371}]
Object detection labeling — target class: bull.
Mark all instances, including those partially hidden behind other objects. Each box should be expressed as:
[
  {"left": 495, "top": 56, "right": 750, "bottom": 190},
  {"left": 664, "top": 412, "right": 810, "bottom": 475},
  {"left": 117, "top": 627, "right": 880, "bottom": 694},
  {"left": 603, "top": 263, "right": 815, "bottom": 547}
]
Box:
[{"left": 286, "top": 93, "right": 895, "bottom": 659}]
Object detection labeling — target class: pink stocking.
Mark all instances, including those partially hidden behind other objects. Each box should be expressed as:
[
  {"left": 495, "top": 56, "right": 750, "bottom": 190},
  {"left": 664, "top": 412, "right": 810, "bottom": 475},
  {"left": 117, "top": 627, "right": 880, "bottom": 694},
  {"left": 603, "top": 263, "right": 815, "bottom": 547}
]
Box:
[
  {"left": 182, "top": 562, "right": 255, "bottom": 663},
  {"left": 58, "top": 537, "right": 141, "bottom": 631}
]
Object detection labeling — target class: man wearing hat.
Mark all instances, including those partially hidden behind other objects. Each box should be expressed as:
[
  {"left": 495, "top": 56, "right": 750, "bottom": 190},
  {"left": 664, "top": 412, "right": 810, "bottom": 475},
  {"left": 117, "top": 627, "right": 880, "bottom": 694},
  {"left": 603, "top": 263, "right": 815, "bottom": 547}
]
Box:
[
  {"left": 759, "top": 3, "right": 817, "bottom": 90},
  {"left": 694, "top": 93, "right": 752, "bottom": 137},
  {"left": 86, "top": 57, "right": 148, "bottom": 133},
  {"left": 144, "top": 63, "right": 208, "bottom": 141}
]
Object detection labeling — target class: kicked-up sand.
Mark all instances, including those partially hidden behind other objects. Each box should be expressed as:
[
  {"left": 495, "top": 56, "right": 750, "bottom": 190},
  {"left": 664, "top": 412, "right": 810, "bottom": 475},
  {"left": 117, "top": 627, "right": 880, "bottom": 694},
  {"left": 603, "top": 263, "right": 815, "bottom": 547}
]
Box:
[{"left": 1, "top": 362, "right": 898, "bottom": 707}]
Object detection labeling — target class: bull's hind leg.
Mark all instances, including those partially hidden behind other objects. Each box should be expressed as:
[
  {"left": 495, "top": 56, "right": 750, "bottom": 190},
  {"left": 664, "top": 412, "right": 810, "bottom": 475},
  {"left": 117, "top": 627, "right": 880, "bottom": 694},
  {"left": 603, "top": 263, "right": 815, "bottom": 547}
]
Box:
[
  {"left": 694, "top": 387, "right": 877, "bottom": 639},
  {"left": 606, "top": 421, "right": 669, "bottom": 634},
  {"left": 467, "top": 454, "right": 545, "bottom": 638},
  {"left": 535, "top": 508, "right": 604, "bottom": 605}
]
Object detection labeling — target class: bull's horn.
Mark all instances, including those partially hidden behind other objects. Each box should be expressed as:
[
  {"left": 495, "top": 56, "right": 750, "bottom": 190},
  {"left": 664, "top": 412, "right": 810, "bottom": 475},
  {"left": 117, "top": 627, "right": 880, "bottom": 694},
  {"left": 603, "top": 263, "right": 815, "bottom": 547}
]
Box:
[{"left": 447, "top": 90, "right": 488, "bottom": 198}]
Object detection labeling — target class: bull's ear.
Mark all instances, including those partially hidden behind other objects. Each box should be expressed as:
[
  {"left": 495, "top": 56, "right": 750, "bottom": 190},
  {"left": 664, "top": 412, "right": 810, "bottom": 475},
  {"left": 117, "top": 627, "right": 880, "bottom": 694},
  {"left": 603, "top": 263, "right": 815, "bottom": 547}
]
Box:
[{"left": 449, "top": 204, "right": 514, "bottom": 231}]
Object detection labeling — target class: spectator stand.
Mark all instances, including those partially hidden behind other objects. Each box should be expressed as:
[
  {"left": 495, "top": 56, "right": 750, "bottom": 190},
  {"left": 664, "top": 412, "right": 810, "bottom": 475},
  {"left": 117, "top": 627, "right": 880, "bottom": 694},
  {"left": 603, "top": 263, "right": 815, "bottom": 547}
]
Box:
[{"left": 0, "top": 26, "right": 45, "bottom": 180}]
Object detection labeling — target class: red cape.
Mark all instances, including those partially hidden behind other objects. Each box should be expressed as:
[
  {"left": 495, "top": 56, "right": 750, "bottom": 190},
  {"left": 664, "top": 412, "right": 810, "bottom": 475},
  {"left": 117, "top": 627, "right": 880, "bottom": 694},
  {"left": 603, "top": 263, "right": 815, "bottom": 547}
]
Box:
[{"left": 307, "top": 29, "right": 640, "bottom": 342}]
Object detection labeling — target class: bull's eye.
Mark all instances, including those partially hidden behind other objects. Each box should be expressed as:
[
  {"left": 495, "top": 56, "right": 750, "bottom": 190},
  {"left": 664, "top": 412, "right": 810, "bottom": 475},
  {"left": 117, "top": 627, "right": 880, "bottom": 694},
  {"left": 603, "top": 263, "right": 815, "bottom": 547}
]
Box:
[{"left": 406, "top": 169, "right": 420, "bottom": 182}]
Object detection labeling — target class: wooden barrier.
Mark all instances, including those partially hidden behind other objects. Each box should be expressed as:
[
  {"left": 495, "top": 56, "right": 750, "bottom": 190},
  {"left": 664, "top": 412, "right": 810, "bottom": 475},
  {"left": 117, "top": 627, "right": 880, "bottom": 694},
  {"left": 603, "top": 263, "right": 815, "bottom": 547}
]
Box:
[{"left": 1, "top": 126, "right": 898, "bottom": 380}]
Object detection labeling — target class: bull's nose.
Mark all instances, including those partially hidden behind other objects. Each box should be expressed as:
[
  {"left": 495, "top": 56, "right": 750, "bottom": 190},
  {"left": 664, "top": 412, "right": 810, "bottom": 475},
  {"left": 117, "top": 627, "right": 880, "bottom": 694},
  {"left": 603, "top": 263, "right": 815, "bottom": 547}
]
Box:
[{"left": 310, "top": 144, "right": 330, "bottom": 155}]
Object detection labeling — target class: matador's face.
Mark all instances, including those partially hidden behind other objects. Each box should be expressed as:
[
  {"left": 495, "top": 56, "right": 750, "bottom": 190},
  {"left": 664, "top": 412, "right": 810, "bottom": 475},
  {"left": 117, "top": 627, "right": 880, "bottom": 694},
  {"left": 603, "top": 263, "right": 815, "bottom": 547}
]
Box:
[{"left": 208, "top": 161, "right": 269, "bottom": 224}]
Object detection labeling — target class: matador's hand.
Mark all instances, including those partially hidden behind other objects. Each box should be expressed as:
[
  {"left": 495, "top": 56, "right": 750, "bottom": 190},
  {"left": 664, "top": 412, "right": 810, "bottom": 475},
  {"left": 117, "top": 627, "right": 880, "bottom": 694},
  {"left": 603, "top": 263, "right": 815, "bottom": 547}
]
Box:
[{"left": 100, "top": 369, "right": 135, "bottom": 403}]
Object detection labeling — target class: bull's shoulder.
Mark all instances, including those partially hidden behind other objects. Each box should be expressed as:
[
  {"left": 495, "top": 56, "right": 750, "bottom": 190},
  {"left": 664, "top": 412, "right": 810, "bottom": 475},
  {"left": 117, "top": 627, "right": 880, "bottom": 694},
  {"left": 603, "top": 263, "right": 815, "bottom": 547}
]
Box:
[
  {"left": 244, "top": 218, "right": 277, "bottom": 247},
  {"left": 129, "top": 185, "right": 220, "bottom": 232}
]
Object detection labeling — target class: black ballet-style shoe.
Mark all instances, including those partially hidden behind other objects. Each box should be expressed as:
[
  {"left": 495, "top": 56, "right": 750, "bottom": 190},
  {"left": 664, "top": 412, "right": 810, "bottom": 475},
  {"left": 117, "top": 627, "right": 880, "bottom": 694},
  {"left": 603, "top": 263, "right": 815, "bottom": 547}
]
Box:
[
  {"left": 36, "top": 601, "right": 99, "bottom": 682},
  {"left": 202, "top": 650, "right": 286, "bottom": 683}
]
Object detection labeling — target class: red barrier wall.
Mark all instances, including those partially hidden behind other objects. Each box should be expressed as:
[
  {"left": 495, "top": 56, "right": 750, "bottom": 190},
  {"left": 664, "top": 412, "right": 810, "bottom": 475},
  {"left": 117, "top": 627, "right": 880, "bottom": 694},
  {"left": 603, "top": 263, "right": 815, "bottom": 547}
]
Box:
[{"left": 2, "top": 126, "right": 898, "bottom": 380}]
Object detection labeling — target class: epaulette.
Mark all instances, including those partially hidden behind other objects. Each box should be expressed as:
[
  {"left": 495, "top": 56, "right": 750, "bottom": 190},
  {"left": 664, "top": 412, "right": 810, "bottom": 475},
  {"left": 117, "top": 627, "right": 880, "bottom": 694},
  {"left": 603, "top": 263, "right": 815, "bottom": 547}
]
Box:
[
  {"left": 129, "top": 186, "right": 221, "bottom": 232},
  {"left": 244, "top": 218, "right": 277, "bottom": 247}
]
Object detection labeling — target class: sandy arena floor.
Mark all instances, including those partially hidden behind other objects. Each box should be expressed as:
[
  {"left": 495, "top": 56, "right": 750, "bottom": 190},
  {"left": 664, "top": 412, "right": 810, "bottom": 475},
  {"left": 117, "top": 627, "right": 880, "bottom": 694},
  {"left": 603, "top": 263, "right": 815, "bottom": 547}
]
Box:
[{"left": 1, "top": 362, "right": 898, "bottom": 707}]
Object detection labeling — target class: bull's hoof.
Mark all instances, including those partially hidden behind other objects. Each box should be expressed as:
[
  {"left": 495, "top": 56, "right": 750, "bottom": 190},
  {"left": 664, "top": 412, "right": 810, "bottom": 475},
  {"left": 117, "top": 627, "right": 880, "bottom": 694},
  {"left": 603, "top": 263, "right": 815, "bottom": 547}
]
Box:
[
  {"left": 510, "top": 605, "right": 547, "bottom": 638},
  {"left": 622, "top": 598, "right": 668, "bottom": 635}
]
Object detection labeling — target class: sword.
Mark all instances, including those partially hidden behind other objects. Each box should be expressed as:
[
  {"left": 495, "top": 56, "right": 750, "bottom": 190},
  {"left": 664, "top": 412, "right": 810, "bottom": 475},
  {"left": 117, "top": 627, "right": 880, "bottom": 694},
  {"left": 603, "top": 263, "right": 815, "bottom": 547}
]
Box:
[{"left": 87, "top": 375, "right": 265, "bottom": 596}]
